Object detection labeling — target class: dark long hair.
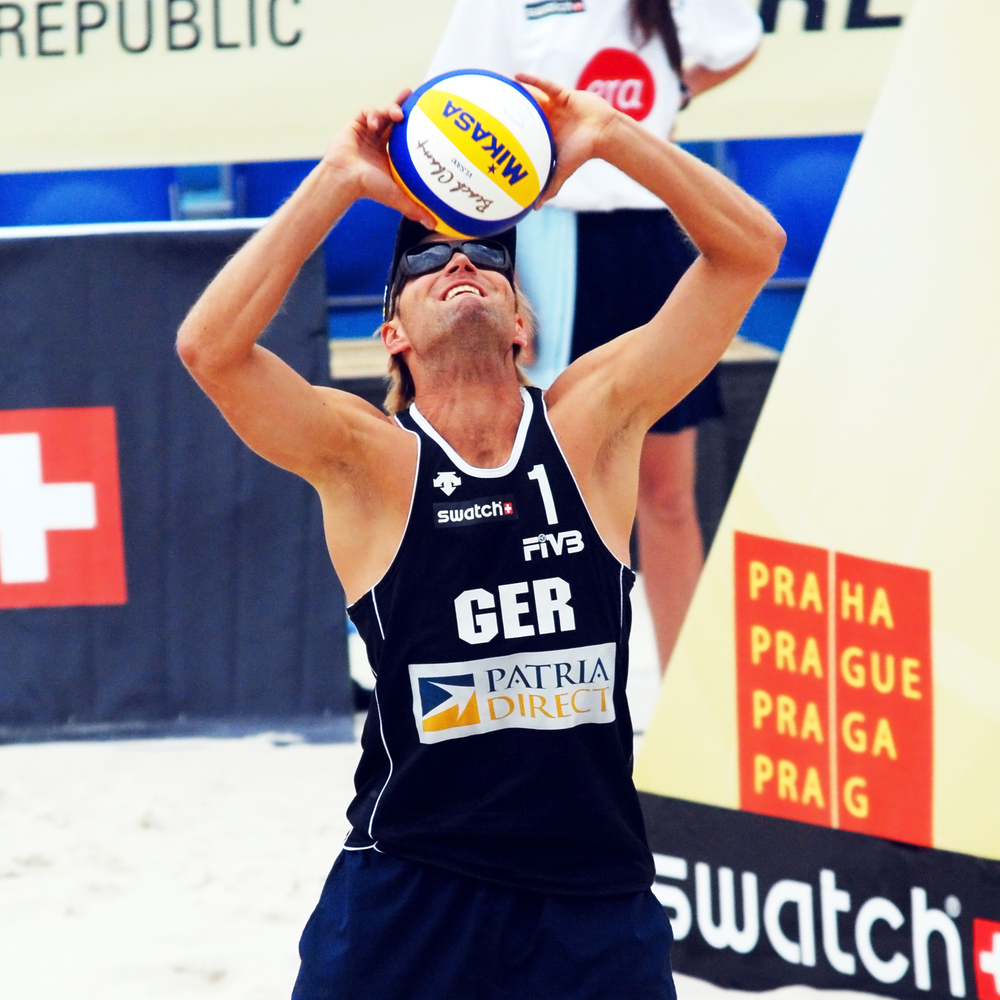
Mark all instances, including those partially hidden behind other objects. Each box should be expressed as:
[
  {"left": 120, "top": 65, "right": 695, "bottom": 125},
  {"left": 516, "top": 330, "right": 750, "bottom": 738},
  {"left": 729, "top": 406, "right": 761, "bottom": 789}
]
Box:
[{"left": 629, "top": 0, "right": 683, "bottom": 77}]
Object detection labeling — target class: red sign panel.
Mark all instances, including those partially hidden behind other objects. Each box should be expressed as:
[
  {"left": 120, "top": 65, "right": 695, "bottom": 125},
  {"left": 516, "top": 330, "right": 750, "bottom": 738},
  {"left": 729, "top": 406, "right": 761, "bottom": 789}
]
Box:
[
  {"left": 576, "top": 48, "right": 656, "bottom": 121},
  {"left": 0, "top": 408, "right": 126, "bottom": 608},
  {"left": 735, "top": 532, "right": 932, "bottom": 847},
  {"left": 834, "top": 551, "right": 932, "bottom": 844},
  {"left": 974, "top": 918, "right": 1000, "bottom": 1000},
  {"left": 735, "top": 532, "right": 832, "bottom": 827}
]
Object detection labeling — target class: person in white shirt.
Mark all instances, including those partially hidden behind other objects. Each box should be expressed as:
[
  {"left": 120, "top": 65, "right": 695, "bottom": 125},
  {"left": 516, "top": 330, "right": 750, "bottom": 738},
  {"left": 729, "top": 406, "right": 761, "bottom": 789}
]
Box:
[{"left": 429, "top": 0, "right": 762, "bottom": 672}]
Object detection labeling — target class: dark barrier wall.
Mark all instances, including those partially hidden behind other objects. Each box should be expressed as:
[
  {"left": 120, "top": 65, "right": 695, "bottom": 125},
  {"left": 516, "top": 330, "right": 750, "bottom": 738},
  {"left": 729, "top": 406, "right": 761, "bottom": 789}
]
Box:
[
  {"left": 0, "top": 226, "right": 350, "bottom": 727},
  {"left": 643, "top": 795, "right": 1000, "bottom": 1000}
]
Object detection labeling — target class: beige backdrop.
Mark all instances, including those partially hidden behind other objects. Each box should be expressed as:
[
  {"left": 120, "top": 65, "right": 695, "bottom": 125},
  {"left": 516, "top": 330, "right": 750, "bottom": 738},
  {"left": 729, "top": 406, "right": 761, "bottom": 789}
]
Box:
[
  {"left": 675, "top": 0, "right": 912, "bottom": 140},
  {"left": 1, "top": 0, "right": 914, "bottom": 172},
  {"left": 0, "top": 0, "right": 455, "bottom": 172},
  {"left": 636, "top": 0, "right": 1000, "bottom": 862}
]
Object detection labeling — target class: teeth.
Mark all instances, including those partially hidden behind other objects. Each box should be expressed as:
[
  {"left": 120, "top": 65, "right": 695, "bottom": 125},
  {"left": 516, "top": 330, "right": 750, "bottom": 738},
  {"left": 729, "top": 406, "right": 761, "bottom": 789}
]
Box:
[{"left": 445, "top": 284, "right": 480, "bottom": 301}]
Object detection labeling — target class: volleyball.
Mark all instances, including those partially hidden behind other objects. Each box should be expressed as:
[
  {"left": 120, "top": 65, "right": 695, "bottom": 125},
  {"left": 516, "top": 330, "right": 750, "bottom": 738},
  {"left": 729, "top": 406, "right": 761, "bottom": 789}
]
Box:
[{"left": 388, "top": 70, "right": 555, "bottom": 238}]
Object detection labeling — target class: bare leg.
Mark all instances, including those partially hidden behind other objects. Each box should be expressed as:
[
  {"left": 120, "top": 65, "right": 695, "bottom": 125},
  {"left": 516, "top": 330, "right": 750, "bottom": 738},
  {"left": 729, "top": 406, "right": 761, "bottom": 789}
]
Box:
[{"left": 635, "top": 429, "right": 704, "bottom": 675}]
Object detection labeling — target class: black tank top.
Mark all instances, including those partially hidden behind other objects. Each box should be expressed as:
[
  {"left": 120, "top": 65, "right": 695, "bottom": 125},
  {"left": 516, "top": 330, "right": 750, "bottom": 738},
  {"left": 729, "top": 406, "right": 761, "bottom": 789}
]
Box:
[{"left": 345, "top": 386, "right": 654, "bottom": 896}]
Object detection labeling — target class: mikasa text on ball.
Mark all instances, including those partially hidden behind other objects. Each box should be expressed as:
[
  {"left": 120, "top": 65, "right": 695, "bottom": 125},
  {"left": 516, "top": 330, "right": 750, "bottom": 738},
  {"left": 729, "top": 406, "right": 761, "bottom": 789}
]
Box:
[{"left": 388, "top": 70, "right": 555, "bottom": 238}]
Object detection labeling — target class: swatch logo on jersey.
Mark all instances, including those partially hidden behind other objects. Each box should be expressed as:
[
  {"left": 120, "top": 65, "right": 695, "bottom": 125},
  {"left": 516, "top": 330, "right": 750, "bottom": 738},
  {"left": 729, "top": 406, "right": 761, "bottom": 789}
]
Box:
[
  {"left": 409, "top": 641, "right": 617, "bottom": 744},
  {"left": 434, "top": 495, "right": 517, "bottom": 528}
]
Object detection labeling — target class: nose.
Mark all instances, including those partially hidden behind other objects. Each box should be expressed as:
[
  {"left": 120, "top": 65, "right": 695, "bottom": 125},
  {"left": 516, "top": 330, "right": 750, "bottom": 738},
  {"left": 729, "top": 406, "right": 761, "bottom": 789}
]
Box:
[{"left": 446, "top": 252, "right": 477, "bottom": 274}]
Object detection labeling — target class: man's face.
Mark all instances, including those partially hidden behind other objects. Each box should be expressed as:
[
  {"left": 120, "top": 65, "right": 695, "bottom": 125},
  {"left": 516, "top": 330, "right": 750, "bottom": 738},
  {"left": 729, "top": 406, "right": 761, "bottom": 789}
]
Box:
[{"left": 387, "top": 236, "right": 524, "bottom": 364}]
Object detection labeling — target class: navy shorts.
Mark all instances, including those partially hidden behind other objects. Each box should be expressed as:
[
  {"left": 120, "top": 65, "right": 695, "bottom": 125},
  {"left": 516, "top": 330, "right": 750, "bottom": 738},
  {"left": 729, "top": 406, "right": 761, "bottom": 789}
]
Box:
[
  {"left": 292, "top": 849, "right": 676, "bottom": 1000},
  {"left": 572, "top": 208, "right": 724, "bottom": 435}
]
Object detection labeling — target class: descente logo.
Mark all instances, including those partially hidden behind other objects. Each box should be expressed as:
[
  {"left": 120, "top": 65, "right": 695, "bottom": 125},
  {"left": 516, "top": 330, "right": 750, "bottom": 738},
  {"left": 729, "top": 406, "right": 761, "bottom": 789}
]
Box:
[
  {"left": 435, "top": 495, "right": 516, "bottom": 527},
  {"left": 409, "top": 641, "right": 616, "bottom": 744}
]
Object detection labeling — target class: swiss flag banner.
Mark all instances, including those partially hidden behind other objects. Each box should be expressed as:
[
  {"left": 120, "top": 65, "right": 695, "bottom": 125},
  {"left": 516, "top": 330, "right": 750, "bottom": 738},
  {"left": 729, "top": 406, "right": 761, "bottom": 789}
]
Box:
[{"left": 0, "top": 407, "right": 126, "bottom": 609}]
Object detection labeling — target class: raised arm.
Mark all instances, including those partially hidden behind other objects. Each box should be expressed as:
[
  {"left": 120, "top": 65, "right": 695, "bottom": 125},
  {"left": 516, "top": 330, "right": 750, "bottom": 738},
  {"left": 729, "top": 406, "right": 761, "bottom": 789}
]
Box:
[
  {"left": 518, "top": 73, "right": 784, "bottom": 556},
  {"left": 175, "top": 95, "right": 435, "bottom": 483},
  {"left": 176, "top": 97, "right": 438, "bottom": 603}
]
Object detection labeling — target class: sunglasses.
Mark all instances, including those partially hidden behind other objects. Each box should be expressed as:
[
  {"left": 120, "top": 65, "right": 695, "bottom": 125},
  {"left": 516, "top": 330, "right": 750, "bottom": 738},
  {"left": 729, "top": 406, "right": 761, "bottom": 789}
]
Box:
[{"left": 397, "top": 239, "right": 514, "bottom": 281}]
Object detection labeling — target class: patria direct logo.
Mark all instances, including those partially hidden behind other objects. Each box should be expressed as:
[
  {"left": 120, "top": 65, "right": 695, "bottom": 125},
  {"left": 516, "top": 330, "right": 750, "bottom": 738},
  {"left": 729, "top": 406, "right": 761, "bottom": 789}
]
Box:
[{"left": 408, "top": 641, "right": 617, "bottom": 745}]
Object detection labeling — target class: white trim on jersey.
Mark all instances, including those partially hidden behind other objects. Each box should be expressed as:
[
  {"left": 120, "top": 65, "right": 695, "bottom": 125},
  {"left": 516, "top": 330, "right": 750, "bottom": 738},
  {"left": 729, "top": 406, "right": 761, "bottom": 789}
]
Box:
[
  {"left": 409, "top": 387, "right": 533, "bottom": 479},
  {"left": 367, "top": 686, "right": 395, "bottom": 845}
]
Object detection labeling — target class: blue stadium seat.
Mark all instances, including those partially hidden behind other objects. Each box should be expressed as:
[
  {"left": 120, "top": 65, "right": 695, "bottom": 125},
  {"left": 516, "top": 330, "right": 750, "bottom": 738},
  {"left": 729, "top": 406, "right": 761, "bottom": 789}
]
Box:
[
  {"left": 682, "top": 136, "right": 861, "bottom": 350},
  {"left": 237, "top": 161, "right": 401, "bottom": 337},
  {"left": 728, "top": 134, "right": 861, "bottom": 278},
  {"left": 0, "top": 168, "right": 173, "bottom": 227}
]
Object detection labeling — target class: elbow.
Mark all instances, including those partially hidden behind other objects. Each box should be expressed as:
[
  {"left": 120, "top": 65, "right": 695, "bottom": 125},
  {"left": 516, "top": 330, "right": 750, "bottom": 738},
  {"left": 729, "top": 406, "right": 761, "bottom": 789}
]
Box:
[
  {"left": 175, "top": 316, "right": 222, "bottom": 380},
  {"left": 762, "top": 218, "right": 787, "bottom": 275},
  {"left": 175, "top": 320, "right": 202, "bottom": 373},
  {"left": 746, "top": 216, "right": 786, "bottom": 282}
]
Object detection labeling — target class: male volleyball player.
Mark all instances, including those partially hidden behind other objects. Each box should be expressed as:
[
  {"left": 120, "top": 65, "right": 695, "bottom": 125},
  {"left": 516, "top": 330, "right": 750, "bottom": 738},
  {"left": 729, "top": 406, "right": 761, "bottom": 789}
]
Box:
[{"left": 177, "top": 74, "right": 783, "bottom": 1000}]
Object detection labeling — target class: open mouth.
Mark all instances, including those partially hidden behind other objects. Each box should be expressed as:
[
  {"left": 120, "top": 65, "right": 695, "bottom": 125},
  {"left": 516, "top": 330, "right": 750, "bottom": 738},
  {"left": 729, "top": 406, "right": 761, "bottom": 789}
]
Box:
[{"left": 444, "top": 284, "right": 483, "bottom": 302}]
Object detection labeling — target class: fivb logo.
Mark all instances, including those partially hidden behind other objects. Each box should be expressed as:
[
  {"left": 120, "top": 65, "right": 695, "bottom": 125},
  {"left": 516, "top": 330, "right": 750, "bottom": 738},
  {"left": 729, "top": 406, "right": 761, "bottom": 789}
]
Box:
[
  {"left": 523, "top": 530, "right": 584, "bottom": 561},
  {"left": 409, "top": 642, "right": 617, "bottom": 744}
]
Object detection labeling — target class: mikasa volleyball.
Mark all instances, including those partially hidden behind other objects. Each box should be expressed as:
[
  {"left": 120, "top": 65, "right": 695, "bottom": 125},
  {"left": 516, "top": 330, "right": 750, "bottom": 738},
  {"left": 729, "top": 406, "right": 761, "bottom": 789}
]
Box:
[{"left": 388, "top": 70, "right": 556, "bottom": 238}]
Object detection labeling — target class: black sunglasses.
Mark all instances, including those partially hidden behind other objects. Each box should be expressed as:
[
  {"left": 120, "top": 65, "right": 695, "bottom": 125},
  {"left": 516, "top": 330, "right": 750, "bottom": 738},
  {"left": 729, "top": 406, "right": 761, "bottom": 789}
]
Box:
[
  {"left": 397, "top": 239, "right": 513, "bottom": 281},
  {"left": 386, "top": 239, "right": 515, "bottom": 320}
]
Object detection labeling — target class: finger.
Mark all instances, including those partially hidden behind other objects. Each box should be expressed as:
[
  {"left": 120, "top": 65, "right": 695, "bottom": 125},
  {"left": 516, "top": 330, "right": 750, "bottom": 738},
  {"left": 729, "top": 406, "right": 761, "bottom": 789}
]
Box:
[{"left": 515, "top": 71, "right": 562, "bottom": 98}]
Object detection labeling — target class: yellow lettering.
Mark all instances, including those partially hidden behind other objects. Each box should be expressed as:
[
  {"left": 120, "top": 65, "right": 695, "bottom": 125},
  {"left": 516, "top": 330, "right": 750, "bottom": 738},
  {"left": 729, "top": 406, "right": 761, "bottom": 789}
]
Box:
[
  {"left": 597, "top": 686, "right": 608, "bottom": 712},
  {"left": 776, "top": 631, "right": 797, "bottom": 672},
  {"left": 800, "top": 637, "right": 824, "bottom": 678},
  {"left": 841, "top": 581, "right": 864, "bottom": 622},
  {"left": 518, "top": 693, "right": 526, "bottom": 716},
  {"left": 872, "top": 718, "right": 898, "bottom": 759},
  {"left": 777, "top": 695, "right": 798, "bottom": 737},
  {"left": 774, "top": 566, "right": 795, "bottom": 607},
  {"left": 752, "top": 689, "right": 773, "bottom": 729},
  {"left": 751, "top": 625, "right": 772, "bottom": 665},
  {"left": 778, "top": 759, "right": 798, "bottom": 801},
  {"left": 754, "top": 754, "right": 774, "bottom": 794},
  {"left": 802, "top": 767, "right": 826, "bottom": 808},
  {"left": 869, "top": 587, "right": 895, "bottom": 628},
  {"left": 842, "top": 711, "right": 867, "bottom": 753},
  {"left": 871, "top": 652, "right": 895, "bottom": 694},
  {"left": 570, "top": 689, "right": 591, "bottom": 714},
  {"left": 554, "top": 692, "right": 571, "bottom": 718},
  {"left": 529, "top": 694, "right": 554, "bottom": 718},
  {"left": 749, "top": 560, "right": 769, "bottom": 600},
  {"left": 843, "top": 776, "right": 869, "bottom": 818},
  {"left": 488, "top": 696, "right": 515, "bottom": 721},
  {"left": 800, "top": 571, "right": 824, "bottom": 614},
  {"left": 800, "top": 701, "right": 824, "bottom": 743},
  {"left": 840, "top": 646, "right": 865, "bottom": 688},
  {"left": 902, "top": 658, "right": 922, "bottom": 699}
]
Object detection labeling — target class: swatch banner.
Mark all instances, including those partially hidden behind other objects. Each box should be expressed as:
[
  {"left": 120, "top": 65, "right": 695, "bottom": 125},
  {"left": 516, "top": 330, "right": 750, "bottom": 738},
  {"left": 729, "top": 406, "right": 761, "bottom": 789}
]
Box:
[
  {"left": 637, "top": 0, "right": 1000, "bottom": 996},
  {"left": 674, "top": 0, "right": 913, "bottom": 141},
  {"left": 0, "top": 0, "right": 455, "bottom": 172},
  {"left": 643, "top": 795, "right": 1000, "bottom": 1000}
]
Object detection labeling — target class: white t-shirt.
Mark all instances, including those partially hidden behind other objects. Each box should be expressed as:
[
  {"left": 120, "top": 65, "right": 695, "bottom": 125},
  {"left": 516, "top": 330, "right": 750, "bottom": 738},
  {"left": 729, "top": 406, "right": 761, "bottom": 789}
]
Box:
[{"left": 427, "top": 0, "right": 761, "bottom": 211}]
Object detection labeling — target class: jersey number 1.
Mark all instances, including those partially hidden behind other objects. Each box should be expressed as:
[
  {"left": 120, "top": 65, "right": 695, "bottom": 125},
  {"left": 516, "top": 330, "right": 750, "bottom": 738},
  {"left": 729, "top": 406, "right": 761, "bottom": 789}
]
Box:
[{"left": 527, "top": 464, "right": 558, "bottom": 526}]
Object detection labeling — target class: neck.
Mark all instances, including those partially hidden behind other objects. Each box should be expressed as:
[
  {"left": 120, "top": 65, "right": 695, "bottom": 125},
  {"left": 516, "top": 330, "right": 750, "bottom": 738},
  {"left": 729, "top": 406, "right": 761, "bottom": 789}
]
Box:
[{"left": 412, "top": 368, "right": 526, "bottom": 469}]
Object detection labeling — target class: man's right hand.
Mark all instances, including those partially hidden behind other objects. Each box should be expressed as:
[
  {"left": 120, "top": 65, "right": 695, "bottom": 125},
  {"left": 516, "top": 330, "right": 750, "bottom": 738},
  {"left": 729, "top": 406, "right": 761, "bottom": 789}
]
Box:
[{"left": 323, "top": 92, "right": 437, "bottom": 229}]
